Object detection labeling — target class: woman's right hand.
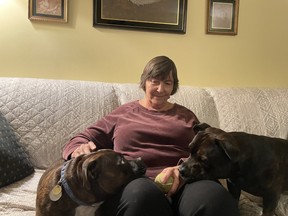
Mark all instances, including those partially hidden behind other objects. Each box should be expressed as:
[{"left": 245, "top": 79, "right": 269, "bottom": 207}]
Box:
[{"left": 71, "top": 141, "right": 96, "bottom": 158}]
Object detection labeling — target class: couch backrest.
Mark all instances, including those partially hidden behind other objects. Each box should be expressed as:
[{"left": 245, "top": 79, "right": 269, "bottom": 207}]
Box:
[
  {"left": 0, "top": 78, "right": 119, "bottom": 169},
  {"left": 206, "top": 88, "right": 288, "bottom": 139},
  {"left": 0, "top": 78, "right": 287, "bottom": 169}
]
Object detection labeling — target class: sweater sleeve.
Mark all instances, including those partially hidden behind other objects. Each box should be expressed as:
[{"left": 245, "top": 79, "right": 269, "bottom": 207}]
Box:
[{"left": 62, "top": 104, "right": 127, "bottom": 160}]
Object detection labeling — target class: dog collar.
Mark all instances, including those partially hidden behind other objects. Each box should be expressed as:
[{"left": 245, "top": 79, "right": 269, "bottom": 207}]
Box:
[{"left": 60, "top": 160, "right": 88, "bottom": 206}]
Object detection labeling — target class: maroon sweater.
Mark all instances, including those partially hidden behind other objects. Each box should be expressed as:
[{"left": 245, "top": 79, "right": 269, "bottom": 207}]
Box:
[{"left": 63, "top": 101, "right": 199, "bottom": 178}]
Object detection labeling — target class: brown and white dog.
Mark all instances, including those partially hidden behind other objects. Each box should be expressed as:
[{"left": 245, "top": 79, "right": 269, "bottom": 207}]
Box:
[
  {"left": 36, "top": 149, "right": 146, "bottom": 216},
  {"left": 179, "top": 123, "right": 288, "bottom": 216}
]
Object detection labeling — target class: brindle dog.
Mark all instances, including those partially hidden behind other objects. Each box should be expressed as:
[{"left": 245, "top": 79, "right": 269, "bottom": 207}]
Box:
[
  {"left": 36, "top": 149, "right": 146, "bottom": 216},
  {"left": 179, "top": 123, "right": 288, "bottom": 216}
]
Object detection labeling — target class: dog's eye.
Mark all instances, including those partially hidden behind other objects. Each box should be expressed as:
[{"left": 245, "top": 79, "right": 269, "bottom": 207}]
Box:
[
  {"left": 117, "top": 157, "right": 126, "bottom": 165},
  {"left": 200, "top": 155, "right": 208, "bottom": 162},
  {"left": 91, "top": 172, "right": 99, "bottom": 180},
  {"left": 192, "top": 164, "right": 200, "bottom": 169},
  {"left": 199, "top": 155, "right": 209, "bottom": 167},
  {"left": 88, "top": 164, "right": 99, "bottom": 180}
]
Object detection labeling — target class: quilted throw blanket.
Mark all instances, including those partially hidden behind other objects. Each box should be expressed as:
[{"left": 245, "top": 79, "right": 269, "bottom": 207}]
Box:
[{"left": 0, "top": 170, "right": 43, "bottom": 216}]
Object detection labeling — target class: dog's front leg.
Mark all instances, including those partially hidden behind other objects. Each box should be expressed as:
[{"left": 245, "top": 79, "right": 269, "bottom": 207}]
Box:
[
  {"left": 226, "top": 179, "right": 241, "bottom": 200},
  {"left": 262, "top": 192, "right": 280, "bottom": 216}
]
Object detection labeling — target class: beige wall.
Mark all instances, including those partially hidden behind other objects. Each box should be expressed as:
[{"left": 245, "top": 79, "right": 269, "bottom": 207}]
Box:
[{"left": 0, "top": 0, "right": 287, "bottom": 87}]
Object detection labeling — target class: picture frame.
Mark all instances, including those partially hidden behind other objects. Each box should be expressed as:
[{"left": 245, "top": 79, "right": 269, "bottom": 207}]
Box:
[
  {"left": 28, "top": 0, "right": 68, "bottom": 23},
  {"left": 93, "top": 0, "right": 187, "bottom": 34},
  {"left": 207, "top": 0, "right": 239, "bottom": 35}
]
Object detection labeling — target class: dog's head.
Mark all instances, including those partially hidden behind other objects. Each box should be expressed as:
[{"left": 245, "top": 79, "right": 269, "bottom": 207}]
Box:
[
  {"left": 68, "top": 149, "right": 146, "bottom": 202},
  {"left": 179, "top": 123, "right": 240, "bottom": 182}
]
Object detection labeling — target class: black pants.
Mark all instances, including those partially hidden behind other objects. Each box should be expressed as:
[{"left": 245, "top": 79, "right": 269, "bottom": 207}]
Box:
[{"left": 98, "top": 178, "right": 239, "bottom": 216}]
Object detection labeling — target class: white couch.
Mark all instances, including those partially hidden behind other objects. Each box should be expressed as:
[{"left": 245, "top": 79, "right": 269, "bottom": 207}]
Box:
[{"left": 0, "top": 77, "right": 287, "bottom": 216}]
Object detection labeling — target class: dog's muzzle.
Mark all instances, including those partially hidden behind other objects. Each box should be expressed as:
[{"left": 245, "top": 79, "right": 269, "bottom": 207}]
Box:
[
  {"left": 129, "top": 157, "right": 146, "bottom": 176},
  {"left": 178, "top": 164, "right": 190, "bottom": 181}
]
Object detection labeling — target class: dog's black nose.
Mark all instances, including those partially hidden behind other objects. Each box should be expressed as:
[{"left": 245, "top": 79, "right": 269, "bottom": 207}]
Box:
[
  {"left": 178, "top": 165, "right": 186, "bottom": 177},
  {"left": 130, "top": 158, "right": 146, "bottom": 176}
]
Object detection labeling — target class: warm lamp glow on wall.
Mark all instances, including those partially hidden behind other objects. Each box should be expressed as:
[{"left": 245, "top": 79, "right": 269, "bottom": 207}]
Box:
[{"left": 0, "top": 0, "right": 11, "bottom": 7}]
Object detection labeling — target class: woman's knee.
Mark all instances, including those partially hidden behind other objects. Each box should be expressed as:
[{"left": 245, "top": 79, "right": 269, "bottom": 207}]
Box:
[
  {"left": 175, "top": 180, "right": 239, "bottom": 216},
  {"left": 120, "top": 178, "right": 172, "bottom": 213},
  {"left": 123, "top": 177, "right": 160, "bottom": 198},
  {"left": 100, "top": 177, "right": 173, "bottom": 216}
]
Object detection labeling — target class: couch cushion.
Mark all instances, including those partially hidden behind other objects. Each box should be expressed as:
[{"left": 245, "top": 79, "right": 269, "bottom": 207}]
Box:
[
  {"left": 0, "top": 169, "right": 44, "bottom": 216},
  {"left": 113, "top": 83, "right": 144, "bottom": 105},
  {"left": 207, "top": 88, "right": 288, "bottom": 139},
  {"left": 0, "top": 112, "right": 34, "bottom": 188},
  {"left": 0, "top": 78, "right": 119, "bottom": 169},
  {"left": 171, "top": 86, "right": 219, "bottom": 128}
]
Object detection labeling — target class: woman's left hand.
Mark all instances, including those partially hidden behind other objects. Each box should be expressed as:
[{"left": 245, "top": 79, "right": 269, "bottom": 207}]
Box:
[{"left": 160, "top": 165, "right": 184, "bottom": 197}]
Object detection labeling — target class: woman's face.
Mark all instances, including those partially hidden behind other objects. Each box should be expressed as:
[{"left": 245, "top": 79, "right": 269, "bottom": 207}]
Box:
[{"left": 144, "top": 72, "right": 174, "bottom": 110}]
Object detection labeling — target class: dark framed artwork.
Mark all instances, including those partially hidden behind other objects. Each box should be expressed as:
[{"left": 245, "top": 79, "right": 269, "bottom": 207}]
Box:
[
  {"left": 207, "top": 0, "right": 239, "bottom": 35},
  {"left": 93, "top": 0, "right": 188, "bottom": 34},
  {"left": 28, "top": 0, "right": 68, "bottom": 23}
]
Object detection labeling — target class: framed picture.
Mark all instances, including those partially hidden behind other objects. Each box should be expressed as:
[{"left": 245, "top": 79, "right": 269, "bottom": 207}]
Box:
[
  {"left": 28, "top": 0, "right": 68, "bottom": 23},
  {"left": 207, "top": 0, "right": 239, "bottom": 35},
  {"left": 93, "top": 0, "right": 188, "bottom": 34}
]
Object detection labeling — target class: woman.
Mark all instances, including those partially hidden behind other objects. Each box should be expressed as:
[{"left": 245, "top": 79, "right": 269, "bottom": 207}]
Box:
[{"left": 63, "top": 56, "right": 239, "bottom": 216}]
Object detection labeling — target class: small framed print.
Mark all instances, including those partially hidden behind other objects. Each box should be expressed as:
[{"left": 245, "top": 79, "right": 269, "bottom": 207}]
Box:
[
  {"left": 93, "top": 0, "right": 188, "bottom": 34},
  {"left": 28, "top": 0, "right": 68, "bottom": 23},
  {"left": 207, "top": 0, "right": 239, "bottom": 35}
]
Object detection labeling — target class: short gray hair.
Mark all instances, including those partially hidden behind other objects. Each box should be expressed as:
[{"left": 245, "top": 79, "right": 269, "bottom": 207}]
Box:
[{"left": 139, "top": 56, "right": 179, "bottom": 95}]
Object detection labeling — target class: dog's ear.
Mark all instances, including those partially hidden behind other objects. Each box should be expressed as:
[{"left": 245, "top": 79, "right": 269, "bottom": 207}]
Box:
[
  {"left": 82, "top": 160, "right": 99, "bottom": 191},
  {"left": 215, "top": 138, "right": 240, "bottom": 162},
  {"left": 193, "top": 123, "right": 211, "bottom": 133},
  {"left": 188, "top": 130, "right": 207, "bottom": 153}
]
